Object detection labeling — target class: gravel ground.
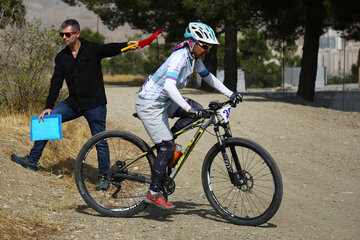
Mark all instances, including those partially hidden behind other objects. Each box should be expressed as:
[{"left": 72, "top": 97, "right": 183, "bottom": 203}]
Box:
[{"left": 1, "top": 85, "right": 359, "bottom": 239}]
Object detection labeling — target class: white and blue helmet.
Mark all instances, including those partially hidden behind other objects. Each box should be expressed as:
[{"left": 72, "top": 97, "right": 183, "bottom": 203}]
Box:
[{"left": 184, "top": 22, "right": 219, "bottom": 45}]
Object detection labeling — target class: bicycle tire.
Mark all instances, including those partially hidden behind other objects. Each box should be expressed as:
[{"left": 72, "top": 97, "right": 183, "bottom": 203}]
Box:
[
  {"left": 75, "top": 130, "right": 155, "bottom": 217},
  {"left": 202, "top": 137, "right": 283, "bottom": 226}
]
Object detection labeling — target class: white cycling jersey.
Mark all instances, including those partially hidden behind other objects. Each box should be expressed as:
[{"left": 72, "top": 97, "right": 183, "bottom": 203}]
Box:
[{"left": 138, "top": 45, "right": 233, "bottom": 111}]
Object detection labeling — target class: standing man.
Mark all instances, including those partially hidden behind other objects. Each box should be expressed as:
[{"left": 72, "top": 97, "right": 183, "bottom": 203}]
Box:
[{"left": 11, "top": 19, "right": 138, "bottom": 190}]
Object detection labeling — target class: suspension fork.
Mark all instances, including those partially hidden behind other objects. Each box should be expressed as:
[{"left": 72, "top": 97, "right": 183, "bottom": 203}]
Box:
[{"left": 214, "top": 124, "right": 243, "bottom": 184}]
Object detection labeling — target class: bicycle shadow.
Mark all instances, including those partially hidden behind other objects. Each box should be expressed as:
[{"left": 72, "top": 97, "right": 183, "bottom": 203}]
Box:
[
  {"left": 75, "top": 201, "right": 277, "bottom": 228},
  {"left": 75, "top": 200, "right": 225, "bottom": 224},
  {"left": 140, "top": 201, "right": 225, "bottom": 223},
  {"left": 141, "top": 201, "right": 278, "bottom": 228}
]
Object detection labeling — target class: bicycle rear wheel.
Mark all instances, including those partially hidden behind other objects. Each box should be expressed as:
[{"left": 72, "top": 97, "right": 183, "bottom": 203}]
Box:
[
  {"left": 75, "top": 130, "right": 154, "bottom": 217},
  {"left": 202, "top": 137, "right": 283, "bottom": 226}
]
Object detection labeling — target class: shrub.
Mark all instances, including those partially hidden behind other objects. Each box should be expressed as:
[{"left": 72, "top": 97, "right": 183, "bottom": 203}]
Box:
[{"left": 0, "top": 20, "right": 61, "bottom": 113}]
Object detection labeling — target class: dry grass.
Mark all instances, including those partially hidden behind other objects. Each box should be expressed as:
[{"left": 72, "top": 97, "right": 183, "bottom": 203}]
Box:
[
  {"left": 0, "top": 112, "right": 95, "bottom": 239},
  {"left": 0, "top": 112, "right": 92, "bottom": 184},
  {"left": 103, "top": 74, "right": 146, "bottom": 86}
]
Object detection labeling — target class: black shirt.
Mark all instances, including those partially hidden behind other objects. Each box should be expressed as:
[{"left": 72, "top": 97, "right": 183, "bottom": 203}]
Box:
[{"left": 45, "top": 38, "right": 128, "bottom": 111}]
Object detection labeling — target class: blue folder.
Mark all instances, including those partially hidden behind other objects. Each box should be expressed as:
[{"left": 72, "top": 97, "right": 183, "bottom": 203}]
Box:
[{"left": 30, "top": 114, "right": 62, "bottom": 141}]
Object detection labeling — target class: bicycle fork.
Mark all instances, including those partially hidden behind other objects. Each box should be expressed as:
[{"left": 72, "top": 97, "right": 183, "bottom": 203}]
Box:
[{"left": 214, "top": 125, "right": 246, "bottom": 187}]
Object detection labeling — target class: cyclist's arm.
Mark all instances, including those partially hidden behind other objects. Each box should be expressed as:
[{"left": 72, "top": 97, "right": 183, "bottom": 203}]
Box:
[
  {"left": 163, "top": 79, "right": 192, "bottom": 112},
  {"left": 202, "top": 72, "right": 233, "bottom": 98}
]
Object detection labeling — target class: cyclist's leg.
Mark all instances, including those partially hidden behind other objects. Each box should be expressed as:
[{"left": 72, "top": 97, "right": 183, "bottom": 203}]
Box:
[
  {"left": 151, "top": 140, "right": 175, "bottom": 192},
  {"left": 136, "top": 98, "right": 174, "bottom": 192},
  {"left": 170, "top": 98, "right": 204, "bottom": 133},
  {"left": 28, "top": 101, "right": 79, "bottom": 165},
  {"left": 82, "top": 104, "right": 109, "bottom": 177}
]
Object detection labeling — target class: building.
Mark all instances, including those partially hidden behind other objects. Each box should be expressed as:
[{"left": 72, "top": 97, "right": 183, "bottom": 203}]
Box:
[{"left": 318, "top": 29, "right": 360, "bottom": 77}]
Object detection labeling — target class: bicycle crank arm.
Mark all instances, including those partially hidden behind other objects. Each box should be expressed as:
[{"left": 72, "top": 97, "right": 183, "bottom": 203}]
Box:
[{"left": 113, "top": 172, "right": 152, "bottom": 184}]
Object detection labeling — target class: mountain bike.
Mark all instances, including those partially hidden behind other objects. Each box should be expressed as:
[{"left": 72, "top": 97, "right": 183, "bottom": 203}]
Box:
[{"left": 74, "top": 99, "right": 283, "bottom": 226}]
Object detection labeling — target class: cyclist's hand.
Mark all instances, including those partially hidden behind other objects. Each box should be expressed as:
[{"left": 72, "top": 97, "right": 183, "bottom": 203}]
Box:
[
  {"left": 230, "top": 92, "right": 243, "bottom": 104},
  {"left": 39, "top": 109, "right": 52, "bottom": 122},
  {"left": 188, "top": 108, "right": 202, "bottom": 119}
]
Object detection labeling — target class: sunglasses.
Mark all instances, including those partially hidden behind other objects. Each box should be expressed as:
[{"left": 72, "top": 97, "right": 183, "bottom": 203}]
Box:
[
  {"left": 59, "top": 31, "right": 78, "bottom": 38},
  {"left": 197, "top": 41, "right": 212, "bottom": 51}
]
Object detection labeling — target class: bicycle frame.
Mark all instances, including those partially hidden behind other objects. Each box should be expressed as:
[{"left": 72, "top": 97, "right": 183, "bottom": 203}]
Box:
[{"left": 118, "top": 102, "right": 237, "bottom": 181}]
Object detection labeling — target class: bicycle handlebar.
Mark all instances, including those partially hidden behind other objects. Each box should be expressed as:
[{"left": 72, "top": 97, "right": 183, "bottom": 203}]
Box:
[{"left": 196, "top": 99, "right": 239, "bottom": 119}]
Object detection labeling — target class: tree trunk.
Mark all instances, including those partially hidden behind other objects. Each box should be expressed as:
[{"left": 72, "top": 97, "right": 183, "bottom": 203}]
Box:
[
  {"left": 358, "top": 49, "right": 360, "bottom": 88},
  {"left": 223, "top": 19, "right": 238, "bottom": 92},
  {"left": 201, "top": 46, "right": 217, "bottom": 92},
  {"left": 297, "top": 3, "right": 324, "bottom": 102}
]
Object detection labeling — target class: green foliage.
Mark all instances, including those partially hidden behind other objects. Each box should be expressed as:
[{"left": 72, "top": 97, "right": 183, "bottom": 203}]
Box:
[
  {"left": 254, "top": 0, "right": 360, "bottom": 101},
  {"left": 102, "top": 50, "right": 146, "bottom": 75},
  {"left": 238, "top": 28, "right": 281, "bottom": 88},
  {"left": 330, "top": 0, "right": 360, "bottom": 41},
  {"left": 62, "top": 0, "right": 197, "bottom": 42},
  {"left": 216, "top": 35, "right": 225, "bottom": 69},
  {"left": 0, "top": 20, "right": 61, "bottom": 112},
  {"left": 80, "top": 27, "right": 105, "bottom": 44},
  {"left": 102, "top": 33, "right": 174, "bottom": 76},
  {"left": 142, "top": 42, "right": 174, "bottom": 74},
  {"left": 0, "top": 0, "right": 26, "bottom": 29},
  {"left": 325, "top": 64, "right": 358, "bottom": 84}
]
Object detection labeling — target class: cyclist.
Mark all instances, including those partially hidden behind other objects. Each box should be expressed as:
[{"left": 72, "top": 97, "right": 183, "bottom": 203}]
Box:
[{"left": 135, "top": 22, "right": 242, "bottom": 210}]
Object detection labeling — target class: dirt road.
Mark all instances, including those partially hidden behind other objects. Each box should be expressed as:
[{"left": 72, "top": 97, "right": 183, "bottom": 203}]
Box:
[{"left": 1, "top": 85, "right": 359, "bottom": 239}]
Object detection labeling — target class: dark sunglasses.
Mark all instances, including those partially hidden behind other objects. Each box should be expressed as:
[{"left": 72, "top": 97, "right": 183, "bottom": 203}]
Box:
[
  {"left": 59, "top": 31, "right": 78, "bottom": 38},
  {"left": 197, "top": 41, "right": 212, "bottom": 51}
]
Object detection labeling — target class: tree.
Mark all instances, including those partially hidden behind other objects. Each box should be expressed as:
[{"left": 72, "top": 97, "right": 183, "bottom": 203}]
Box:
[
  {"left": 80, "top": 27, "right": 105, "bottom": 44},
  {"left": 183, "top": 0, "right": 257, "bottom": 92},
  {"left": 330, "top": 0, "right": 360, "bottom": 41},
  {"left": 63, "top": 0, "right": 254, "bottom": 92},
  {"left": 0, "top": 0, "right": 26, "bottom": 29},
  {"left": 254, "top": 0, "right": 360, "bottom": 101},
  {"left": 62, "top": 0, "right": 196, "bottom": 42},
  {"left": 0, "top": 20, "right": 60, "bottom": 112},
  {"left": 238, "top": 28, "right": 281, "bottom": 88}
]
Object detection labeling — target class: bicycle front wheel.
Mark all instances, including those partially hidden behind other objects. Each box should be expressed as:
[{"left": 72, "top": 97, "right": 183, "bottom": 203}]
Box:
[
  {"left": 75, "top": 130, "right": 154, "bottom": 217},
  {"left": 202, "top": 137, "right": 283, "bottom": 226}
]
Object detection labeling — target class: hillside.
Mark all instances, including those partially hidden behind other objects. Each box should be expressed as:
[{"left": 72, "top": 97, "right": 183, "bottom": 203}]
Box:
[
  {"left": 25, "top": 0, "right": 141, "bottom": 42},
  {"left": 0, "top": 86, "right": 359, "bottom": 239}
]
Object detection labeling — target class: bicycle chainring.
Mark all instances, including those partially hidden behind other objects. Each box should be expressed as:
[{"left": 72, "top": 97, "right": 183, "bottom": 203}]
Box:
[{"left": 162, "top": 176, "right": 176, "bottom": 195}]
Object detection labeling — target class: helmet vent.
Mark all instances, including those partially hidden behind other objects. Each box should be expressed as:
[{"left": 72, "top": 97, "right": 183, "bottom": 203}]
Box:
[{"left": 195, "top": 31, "right": 203, "bottom": 38}]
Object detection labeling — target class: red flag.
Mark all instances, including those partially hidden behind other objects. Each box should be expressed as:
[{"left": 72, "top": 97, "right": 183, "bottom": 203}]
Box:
[
  {"left": 121, "top": 29, "right": 163, "bottom": 52},
  {"left": 138, "top": 29, "right": 163, "bottom": 48}
]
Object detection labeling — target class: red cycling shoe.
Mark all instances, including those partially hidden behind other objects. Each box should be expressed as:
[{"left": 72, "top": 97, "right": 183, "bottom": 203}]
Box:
[{"left": 144, "top": 192, "right": 175, "bottom": 210}]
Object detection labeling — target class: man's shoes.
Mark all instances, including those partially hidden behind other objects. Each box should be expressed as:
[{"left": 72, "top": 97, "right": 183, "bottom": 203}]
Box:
[
  {"left": 96, "top": 176, "right": 109, "bottom": 191},
  {"left": 144, "top": 192, "right": 175, "bottom": 210},
  {"left": 11, "top": 154, "right": 37, "bottom": 171}
]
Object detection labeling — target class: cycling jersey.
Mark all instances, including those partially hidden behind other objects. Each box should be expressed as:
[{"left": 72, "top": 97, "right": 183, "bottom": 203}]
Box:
[
  {"left": 138, "top": 46, "right": 233, "bottom": 113},
  {"left": 138, "top": 47, "right": 195, "bottom": 102}
]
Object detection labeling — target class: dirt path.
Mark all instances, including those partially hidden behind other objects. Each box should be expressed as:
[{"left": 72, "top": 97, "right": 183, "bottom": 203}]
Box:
[{"left": 1, "top": 85, "right": 359, "bottom": 239}]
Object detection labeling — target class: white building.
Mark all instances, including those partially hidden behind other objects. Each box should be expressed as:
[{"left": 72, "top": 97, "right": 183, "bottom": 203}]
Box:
[{"left": 317, "top": 29, "right": 359, "bottom": 77}]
